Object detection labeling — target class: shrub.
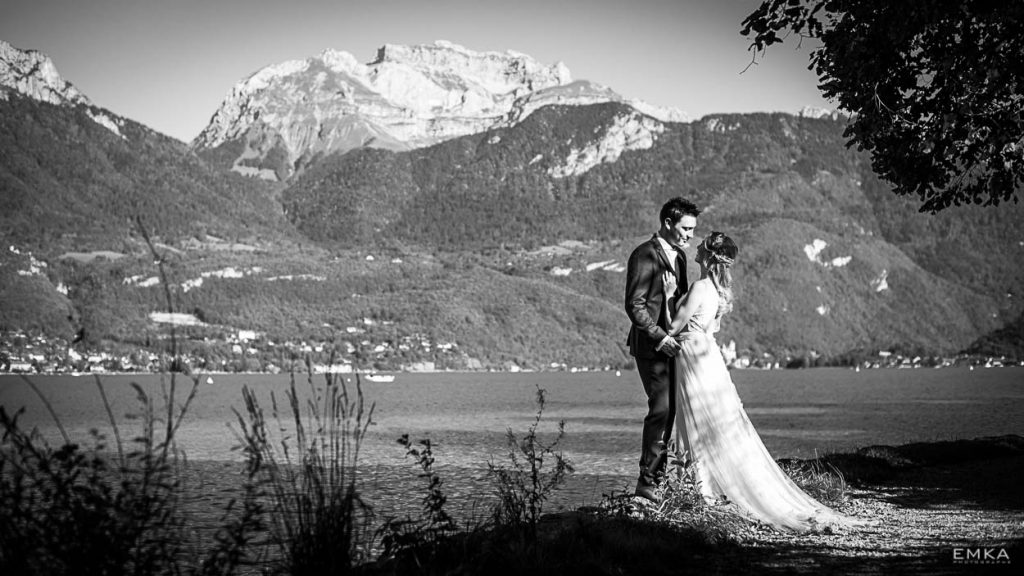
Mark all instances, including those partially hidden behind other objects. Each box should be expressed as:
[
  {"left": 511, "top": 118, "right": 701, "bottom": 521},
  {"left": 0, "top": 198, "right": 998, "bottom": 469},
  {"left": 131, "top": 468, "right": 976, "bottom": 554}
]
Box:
[
  {"left": 0, "top": 375, "right": 201, "bottom": 575},
  {"left": 778, "top": 458, "right": 849, "bottom": 507},
  {"left": 374, "top": 434, "right": 459, "bottom": 566},
  {"left": 487, "top": 386, "right": 574, "bottom": 543},
  {"left": 640, "top": 448, "right": 754, "bottom": 542}
]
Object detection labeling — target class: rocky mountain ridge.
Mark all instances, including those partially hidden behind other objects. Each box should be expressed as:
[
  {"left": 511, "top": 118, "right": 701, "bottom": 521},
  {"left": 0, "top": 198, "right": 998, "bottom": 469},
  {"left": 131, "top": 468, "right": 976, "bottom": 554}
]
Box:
[
  {"left": 0, "top": 39, "right": 135, "bottom": 140},
  {"left": 0, "top": 39, "right": 89, "bottom": 107},
  {"left": 190, "top": 40, "right": 688, "bottom": 181}
]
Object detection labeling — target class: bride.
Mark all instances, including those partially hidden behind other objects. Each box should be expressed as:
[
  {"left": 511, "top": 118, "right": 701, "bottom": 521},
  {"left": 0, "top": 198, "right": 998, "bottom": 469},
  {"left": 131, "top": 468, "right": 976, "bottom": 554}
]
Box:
[{"left": 662, "top": 231, "right": 864, "bottom": 532}]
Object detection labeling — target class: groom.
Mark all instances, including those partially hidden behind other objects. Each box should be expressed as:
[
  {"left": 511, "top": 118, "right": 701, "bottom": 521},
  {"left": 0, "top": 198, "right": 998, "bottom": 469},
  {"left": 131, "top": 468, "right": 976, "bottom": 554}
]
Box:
[{"left": 624, "top": 197, "right": 699, "bottom": 502}]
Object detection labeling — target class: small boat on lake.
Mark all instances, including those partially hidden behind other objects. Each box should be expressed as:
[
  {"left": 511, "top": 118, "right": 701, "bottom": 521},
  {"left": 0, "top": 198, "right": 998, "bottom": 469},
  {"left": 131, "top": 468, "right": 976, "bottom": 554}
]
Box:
[{"left": 364, "top": 373, "right": 395, "bottom": 383}]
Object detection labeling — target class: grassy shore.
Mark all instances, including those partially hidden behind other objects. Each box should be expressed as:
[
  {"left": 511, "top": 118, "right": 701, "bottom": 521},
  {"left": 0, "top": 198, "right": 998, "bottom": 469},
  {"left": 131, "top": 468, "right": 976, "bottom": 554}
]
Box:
[
  {"left": 181, "top": 435, "right": 1022, "bottom": 575},
  {"left": 2, "top": 372, "right": 1021, "bottom": 575}
]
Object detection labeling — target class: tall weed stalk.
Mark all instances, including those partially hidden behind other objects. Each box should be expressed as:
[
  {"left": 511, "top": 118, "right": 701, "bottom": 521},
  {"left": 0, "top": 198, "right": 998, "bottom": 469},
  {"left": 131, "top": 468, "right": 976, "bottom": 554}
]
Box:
[
  {"left": 376, "top": 434, "right": 458, "bottom": 564},
  {"left": 487, "top": 386, "right": 573, "bottom": 544},
  {"left": 232, "top": 365, "right": 375, "bottom": 574}
]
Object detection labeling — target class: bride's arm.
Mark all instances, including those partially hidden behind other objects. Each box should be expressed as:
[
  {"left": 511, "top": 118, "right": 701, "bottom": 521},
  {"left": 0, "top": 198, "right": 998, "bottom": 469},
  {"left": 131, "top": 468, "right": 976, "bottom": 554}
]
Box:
[{"left": 667, "top": 280, "right": 710, "bottom": 335}]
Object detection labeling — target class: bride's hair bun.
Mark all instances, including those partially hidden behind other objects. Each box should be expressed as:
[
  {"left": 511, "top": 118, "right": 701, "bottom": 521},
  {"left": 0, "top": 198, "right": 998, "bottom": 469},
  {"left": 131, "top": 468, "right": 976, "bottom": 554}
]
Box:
[{"left": 701, "top": 231, "right": 738, "bottom": 266}]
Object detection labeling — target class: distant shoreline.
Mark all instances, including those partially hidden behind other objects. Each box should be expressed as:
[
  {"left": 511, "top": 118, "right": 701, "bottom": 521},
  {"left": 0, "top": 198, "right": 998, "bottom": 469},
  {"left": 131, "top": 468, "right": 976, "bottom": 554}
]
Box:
[{"left": 3, "top": 361, "right": 1021, "bottom": 379}]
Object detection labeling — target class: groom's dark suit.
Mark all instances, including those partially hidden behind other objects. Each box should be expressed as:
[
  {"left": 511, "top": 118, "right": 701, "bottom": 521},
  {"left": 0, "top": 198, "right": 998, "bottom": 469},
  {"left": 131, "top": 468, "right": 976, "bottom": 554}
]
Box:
[{"left": 625, "top": 234, "right": 688, "bottom": 491}]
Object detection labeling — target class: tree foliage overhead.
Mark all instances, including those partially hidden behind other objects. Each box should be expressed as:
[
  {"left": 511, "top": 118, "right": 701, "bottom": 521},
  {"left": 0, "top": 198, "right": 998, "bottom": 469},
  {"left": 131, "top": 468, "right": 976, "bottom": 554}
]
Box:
[{"left": 742, "top": 0, "right": 1023, "bottom": 212}]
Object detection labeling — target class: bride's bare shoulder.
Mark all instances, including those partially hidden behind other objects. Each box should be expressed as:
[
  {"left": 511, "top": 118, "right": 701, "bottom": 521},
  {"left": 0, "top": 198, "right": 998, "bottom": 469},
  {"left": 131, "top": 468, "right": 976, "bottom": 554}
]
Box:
[{"left": 688, "top": 278, "right": 713, "bottom": 295}]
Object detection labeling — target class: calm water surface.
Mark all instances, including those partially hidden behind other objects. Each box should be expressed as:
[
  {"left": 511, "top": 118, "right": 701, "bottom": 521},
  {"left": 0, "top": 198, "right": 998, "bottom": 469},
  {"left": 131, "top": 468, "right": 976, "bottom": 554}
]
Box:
[{"left": 3, "top": 367, "right": 1021, "bottom": 511}]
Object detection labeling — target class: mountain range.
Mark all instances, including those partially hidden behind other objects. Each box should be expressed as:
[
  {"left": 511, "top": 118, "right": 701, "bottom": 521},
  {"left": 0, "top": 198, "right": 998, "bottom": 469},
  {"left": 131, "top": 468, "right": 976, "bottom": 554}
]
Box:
[
  {"left": 1, "top": 38, "right": 1021, "bottom": 371},
  {"left": 191, "top": 40, "right": 687, "bottom": 182}
]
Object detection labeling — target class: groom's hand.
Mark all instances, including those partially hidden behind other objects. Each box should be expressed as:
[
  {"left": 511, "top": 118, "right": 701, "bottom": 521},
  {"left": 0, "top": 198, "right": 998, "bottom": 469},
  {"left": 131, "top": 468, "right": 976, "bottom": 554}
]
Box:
[{"left": 656, "top": 336, "right": 682, "bottom": 357}]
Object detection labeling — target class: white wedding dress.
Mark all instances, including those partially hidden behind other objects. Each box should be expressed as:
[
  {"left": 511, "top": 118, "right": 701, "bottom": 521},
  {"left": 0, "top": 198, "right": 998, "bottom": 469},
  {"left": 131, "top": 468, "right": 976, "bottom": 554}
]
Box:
[{"left": 671, "top": 290, "right": 863, "bottom": 532}]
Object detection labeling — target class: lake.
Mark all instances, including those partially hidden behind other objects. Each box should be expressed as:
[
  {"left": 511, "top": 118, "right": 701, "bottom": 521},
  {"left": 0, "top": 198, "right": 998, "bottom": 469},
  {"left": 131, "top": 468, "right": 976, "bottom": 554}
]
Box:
[{"left": 2, "top": 367, "right": 1022, "bottom": 513}]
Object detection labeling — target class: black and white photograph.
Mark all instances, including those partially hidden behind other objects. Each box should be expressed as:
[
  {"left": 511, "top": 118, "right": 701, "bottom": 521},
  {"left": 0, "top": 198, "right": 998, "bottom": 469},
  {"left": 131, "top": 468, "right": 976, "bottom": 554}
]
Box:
[{"left": 1, "top": 1, "right": 1021, "bottom": 574}]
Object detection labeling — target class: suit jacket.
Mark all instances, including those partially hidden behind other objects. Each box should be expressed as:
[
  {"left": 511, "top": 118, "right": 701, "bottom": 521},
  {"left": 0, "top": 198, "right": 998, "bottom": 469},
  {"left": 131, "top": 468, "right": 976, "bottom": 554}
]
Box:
[{"left": 625, "top": 234, "right": 688, "bottom": 358}]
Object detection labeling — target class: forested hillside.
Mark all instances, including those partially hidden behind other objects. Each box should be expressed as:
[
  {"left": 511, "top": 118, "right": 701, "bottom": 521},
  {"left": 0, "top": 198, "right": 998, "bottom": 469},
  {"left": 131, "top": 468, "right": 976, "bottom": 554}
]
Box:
[
  {"left": 279, "top": 104, "right": 1023, "bottom": 360},
  {"left": 0, "top": 96, "right": 292, "bottom": 252},
  {"left": 3, "top": 97, "right": 1021, "bottom": 369}
]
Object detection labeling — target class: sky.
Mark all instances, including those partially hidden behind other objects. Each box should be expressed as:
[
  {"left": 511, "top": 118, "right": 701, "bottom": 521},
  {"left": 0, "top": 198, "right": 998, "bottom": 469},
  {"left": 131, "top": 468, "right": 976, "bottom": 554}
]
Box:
[{"left": 2, "top": 0, "right": 832, "bottom": 143}]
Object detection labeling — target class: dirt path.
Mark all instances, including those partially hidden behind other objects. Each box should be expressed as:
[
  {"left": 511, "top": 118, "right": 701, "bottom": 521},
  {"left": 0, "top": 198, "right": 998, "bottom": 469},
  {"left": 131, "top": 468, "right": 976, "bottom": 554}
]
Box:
[{"left": 731, "top": 454, "right": 1023, "bottom": 574}]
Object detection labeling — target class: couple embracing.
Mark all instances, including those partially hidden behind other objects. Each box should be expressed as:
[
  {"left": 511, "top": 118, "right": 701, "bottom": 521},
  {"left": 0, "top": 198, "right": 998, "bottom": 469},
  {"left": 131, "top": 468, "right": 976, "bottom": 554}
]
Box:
[{"left": 625, "top": 197, "right": 865, "bottom": 532}]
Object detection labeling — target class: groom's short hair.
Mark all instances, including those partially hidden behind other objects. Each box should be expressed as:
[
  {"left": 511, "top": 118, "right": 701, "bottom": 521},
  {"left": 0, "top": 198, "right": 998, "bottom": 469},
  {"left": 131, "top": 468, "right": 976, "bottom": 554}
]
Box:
[{"left": 660, "top": 197, "right": 701, "bottom": 224}]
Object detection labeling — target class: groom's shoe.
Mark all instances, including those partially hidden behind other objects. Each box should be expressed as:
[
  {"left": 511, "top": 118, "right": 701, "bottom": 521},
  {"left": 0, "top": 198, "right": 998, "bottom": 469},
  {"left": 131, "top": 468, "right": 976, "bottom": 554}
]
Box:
[
  {"left": 635, "top": 452, "right": 666, "bottom": 503},
  {"left": 634, "top": 478, "right": 661, "bottom": 503}
]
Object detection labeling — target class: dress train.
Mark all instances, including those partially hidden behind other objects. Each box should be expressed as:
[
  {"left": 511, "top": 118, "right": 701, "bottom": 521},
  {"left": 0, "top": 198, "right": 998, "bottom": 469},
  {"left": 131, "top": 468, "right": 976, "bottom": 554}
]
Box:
[{"left": 673, "top": 331, "right": 865, "bottom": 532}]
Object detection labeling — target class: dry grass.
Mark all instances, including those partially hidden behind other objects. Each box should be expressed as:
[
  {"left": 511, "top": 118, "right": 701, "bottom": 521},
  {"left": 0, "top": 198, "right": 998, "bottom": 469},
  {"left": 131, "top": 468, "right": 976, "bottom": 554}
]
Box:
[{"left": 231, "top": 365, "right": 376, "bottom": 575}]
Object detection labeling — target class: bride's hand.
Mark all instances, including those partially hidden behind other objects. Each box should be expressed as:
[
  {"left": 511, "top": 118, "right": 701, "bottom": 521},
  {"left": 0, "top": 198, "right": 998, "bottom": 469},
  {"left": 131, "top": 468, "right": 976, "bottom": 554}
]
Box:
[{"left": 662, "top": 271, "right": 677, "bottom": 297}]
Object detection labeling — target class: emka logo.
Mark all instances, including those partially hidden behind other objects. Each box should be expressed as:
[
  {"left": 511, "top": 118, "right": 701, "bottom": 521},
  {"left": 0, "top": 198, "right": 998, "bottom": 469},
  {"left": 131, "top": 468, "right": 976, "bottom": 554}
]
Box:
[{"left": 952, "top": 547, "right": 1011, "bottom": 565}]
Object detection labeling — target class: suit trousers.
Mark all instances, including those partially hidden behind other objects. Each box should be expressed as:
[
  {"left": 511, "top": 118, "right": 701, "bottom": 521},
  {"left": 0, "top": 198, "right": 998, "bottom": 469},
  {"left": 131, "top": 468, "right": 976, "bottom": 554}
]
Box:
[{"left": 635, "top": 353, "right": 676, "bottom": 485}]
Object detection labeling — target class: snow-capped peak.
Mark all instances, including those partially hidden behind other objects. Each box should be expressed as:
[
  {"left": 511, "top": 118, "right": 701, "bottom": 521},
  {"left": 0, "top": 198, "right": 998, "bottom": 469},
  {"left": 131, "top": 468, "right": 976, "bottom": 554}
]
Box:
[
  {"left": 0, "top": 39, "right": 90, "bottom": 106},
  {"left": 191, "top": 41, "right": 689, "bottom": 181}
]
